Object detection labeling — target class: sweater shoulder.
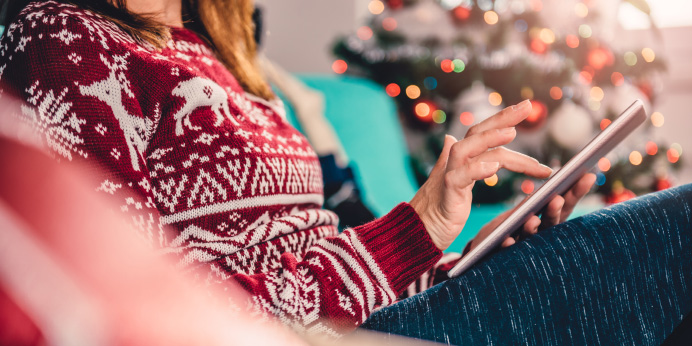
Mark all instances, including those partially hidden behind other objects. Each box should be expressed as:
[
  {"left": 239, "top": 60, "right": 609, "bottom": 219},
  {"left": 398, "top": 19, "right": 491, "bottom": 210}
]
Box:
[{"left": 5, "top": 1, "right": 141, "bottom": 52}]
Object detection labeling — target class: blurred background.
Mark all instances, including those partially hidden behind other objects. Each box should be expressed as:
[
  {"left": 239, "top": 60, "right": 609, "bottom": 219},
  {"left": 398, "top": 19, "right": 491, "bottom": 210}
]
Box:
[{"left": 257, "top": 0, "right": 692, "bottom": 210}]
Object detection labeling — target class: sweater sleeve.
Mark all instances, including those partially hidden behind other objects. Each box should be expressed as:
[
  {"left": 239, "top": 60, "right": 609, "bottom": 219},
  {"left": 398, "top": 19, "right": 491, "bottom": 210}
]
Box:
[
  {"left": 0, "top": 5, "right": 443, "bottom": 336},
  {"left": 0, "top": 9, "right": 168, "bottom": 247},
  {"left": 231, "top": 203, "right": 442, "bottom": 333}
]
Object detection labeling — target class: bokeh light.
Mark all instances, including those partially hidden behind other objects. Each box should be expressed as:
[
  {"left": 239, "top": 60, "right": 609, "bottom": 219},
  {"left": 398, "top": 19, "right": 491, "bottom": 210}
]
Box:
[
  {"left": 382, "top": 17, "right": 397, "bottom": 31},
  {"left": 574, "top": 3, "right": 589, "bottom": 17},
  {"left": 590, "top": 86, "right": 604, "bottom": 101},
  {"left": 611, "top": 72, "right": 624, "bottom": 86},
  {"left": 424, "top": 77, "right": 438, "bottom": 90},
  {"left": 441, "top": 59, "right": 455, "bottom": 73},
  {"left": 385, "top": 83, "right": 400, "bottom": 97},
  {"left": 642, "top": 48, "right": 656, "bottom": 62},
  {"left": 651, "top": 112, "right": 664, "bottom": 127},
  {"left": 453, "top": 59, "right": 466, "bottom": 73},
  {"left": 598, "top": 157, "right": 611, "bottom": 171},
  {"left": 460, "top": 111, "right": 474, "bottom": 126},
  {"left": 588, "top": 99, "right": 601, "bottom": 111},
  {"left": 415, "top": 102, "right": 431, "bottom": 118},
  {"left": 645, "top": 141, "right": 658, "bottom": 155},
  {"left": 629, "top": 151, "right": 643, "bottom": 165},
  {"left": 488, "top": 92, "right": 503, "bottom": 106},
  {"left": 600, "top": 119, "right": 611, "bottom": 130},
  {"left": 539, "top": 28, "right": 555, "bottom": 44},
  {"left": 550, "top": 86, "right": 562, "bottom": 100},
  {"left": 484, "top": 174, "right": 499, "bottom": 186},
  {"left": 668, "top": 148, "right": 680, "bottom": 163},
  {"left": 332, "top": 60, "right": 348, "bottom": 74},
  {"left": 368, "top": 0, "right": 385, "bottom": 15},
  {"left": 671, "top": 143, "right": 683, "bottom": 155},
  {"left": 566, "top": 35, "right": 580, "bottom": 48},
  {"left": 578, "top": 24, "right": 592, "bottom": 38},
  {"left": 579, "top": 70, "right": 593, "bottom": 84},
  {"left": 588, "top": 48, "right": 612, "bottom": 70},
  {"left": 521, "top": 86, "right": 534, "bottom": 99},
  {"left": 532, "top": 0, "right": 543, "bottom": 11},
  {"left": 454, "top": 6, "right": 471, "bottom": 20},
  {"left": 530, "top": 39, "right": 547, "bottom": 54},
  {"left": 526, "top": 100, "right": 547, "bottom": 124},
  {"left": 432, "top": 110, "right": 447, "bottom": 124},
  {"left": 357, "top": 26, "right": 373, "bottom": 40},
  {"left": 406, "top": 85, "right": 421, "bottom": 99},
  {"left": 521, "top": 179, "right": 535, "bottom": 194},
  {"left": 484, "top": 11, "right": 499, "bottom": 25},
  {"left": 515, "top": 19, "right": 528, "bottom": 32},
  {"left": 595, "top": 172, "right": 606, "bottom": 186},
  {"left": 624, "top": 51, "right": 638, "bottom": 66}
]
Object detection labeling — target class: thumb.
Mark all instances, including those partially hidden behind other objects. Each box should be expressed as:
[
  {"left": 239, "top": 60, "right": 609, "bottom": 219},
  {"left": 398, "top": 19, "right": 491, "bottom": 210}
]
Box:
[{"left": 433, "top": 134, "right": 457, "bottom": 170}]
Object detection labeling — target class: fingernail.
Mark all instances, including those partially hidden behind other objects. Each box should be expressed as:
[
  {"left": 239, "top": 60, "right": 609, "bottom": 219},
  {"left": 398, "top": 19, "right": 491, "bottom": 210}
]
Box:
[
  {"left": 501, "top": 127, "right": 516, "bottom": 135},
  {"left": 481, "top": 161, "right": 500, "bottom": 171},
  {"left": 540, "top": 164, "right": 553, "bottom": 174},
  {"left": 517, "top": 99, "right": 531, "bottom": 110}
]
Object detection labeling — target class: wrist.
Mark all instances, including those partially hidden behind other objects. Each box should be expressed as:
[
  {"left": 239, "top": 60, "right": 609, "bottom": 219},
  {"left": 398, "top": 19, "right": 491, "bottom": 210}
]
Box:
[{"left": 409, "top": 196, "right": 448, "bottom": 251}]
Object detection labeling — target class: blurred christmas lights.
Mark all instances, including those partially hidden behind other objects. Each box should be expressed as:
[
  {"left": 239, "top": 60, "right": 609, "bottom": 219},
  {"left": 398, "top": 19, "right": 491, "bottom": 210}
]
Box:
[
  {"left": 598, "top": 157, "right": 611, "bottom": 171},
  {"left": 332, "top": 60, "right": 348, "bottom": 74},
  {"left": 484, "top": 174, "right": 499, "bottom": 186},
  {"left": 460, "top": 112, "right": 474, "bottom": 126},
  {"left": 368, "top": 0, "right": 384, "bottom": 15},
  {"left": 600, "top": 119, "right": 611, "bottom": 130},
  {"left": 357, "top": 26, "right": 373, "bottom": 40},
  {"left": 629, "top": 151, "right": 643, "bottom": 166},
  {"left": 645, "top": 141, "right": 658, "bottom": 155},
  {"left": 385, "top": 83, "right": 400, "bottom": 97},
  {"left": 382, "top": 17, "right": 397, "bottom": 31},
  {"left": 521, "top": 180, "right": 535, "bottom": 194},
  {"left": 651, "top": 112, "right": 664, "bottom": 127},
  {"left": 484, "top": 11, "right": 499, "bottom": 25},
  {"left": 406, "top": 85, "right": 421, "bottom": 99},
  {"left": 642, "top": 48, "right": 656, "bottom": 63}
]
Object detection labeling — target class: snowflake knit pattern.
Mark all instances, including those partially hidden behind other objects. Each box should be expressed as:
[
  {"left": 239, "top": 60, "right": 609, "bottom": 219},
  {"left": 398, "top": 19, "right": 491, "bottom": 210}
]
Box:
[{"left": 0, "top": 1, "right": 443, "bottom": 335}]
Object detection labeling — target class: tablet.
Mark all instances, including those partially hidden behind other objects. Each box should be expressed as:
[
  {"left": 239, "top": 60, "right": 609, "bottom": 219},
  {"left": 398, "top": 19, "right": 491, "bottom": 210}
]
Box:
[{"left": 447, "top": 99, "right": 647, "bottom": 278}]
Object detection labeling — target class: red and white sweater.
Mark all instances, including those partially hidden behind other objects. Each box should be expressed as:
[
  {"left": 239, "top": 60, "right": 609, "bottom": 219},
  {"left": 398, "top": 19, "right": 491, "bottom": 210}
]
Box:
[{"left": 0, "top": 1, "right": 450, "bottom": 335}]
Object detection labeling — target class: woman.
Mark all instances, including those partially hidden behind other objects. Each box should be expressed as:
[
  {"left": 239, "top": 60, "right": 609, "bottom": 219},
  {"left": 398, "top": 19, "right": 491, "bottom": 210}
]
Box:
[{"left": 0, "top": 0, "right": 689, "bottom": 344}]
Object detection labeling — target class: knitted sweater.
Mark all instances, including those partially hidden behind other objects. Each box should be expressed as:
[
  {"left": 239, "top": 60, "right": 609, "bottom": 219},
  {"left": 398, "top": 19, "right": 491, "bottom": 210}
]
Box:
[{"left": 0, "top": 1, "right": 444, "bottom": 334}]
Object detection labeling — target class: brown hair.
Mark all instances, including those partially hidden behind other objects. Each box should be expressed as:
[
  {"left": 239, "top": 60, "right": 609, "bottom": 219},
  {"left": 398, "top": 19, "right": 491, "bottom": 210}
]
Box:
[{"left": 1, "top": 0, "right": 274, "bottom": 100}]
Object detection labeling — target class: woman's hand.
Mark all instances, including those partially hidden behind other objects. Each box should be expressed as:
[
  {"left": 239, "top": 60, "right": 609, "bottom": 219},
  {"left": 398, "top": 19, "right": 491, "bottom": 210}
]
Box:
[
  {"left": 410, "top": 100, "right": 553, "bottom": 251},
  {"left": 468, "top": 173, "right": 597, "bottom": 251}
]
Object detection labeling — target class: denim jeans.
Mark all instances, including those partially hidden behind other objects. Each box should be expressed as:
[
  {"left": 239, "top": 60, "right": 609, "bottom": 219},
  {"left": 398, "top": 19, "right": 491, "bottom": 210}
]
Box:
[{"left": 361, "top": 184, "right": 692, "bottom": 345}]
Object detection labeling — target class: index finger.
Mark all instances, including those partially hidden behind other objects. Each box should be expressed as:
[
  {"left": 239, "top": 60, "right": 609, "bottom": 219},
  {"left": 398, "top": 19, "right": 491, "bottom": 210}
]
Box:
[{"left": 466, "top": 99, "right": 532, "bottom": 137}]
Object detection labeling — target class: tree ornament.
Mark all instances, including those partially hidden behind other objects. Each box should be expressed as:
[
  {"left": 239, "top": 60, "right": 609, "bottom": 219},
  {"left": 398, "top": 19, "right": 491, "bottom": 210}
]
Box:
[
  {"left": 448, "top": 81, "right": 503, "bottom": 137},
  {"left": 548, "top": 100, "right": 593, "bottom": 150},
  {"left": 654, "top": 175, "right": 673, "bottom": 191},
  {"left": 603, "top": 82, "right": 651, "bottom": 117},
  {"left": 605, "top": 180, "right": 636, "bottom": 204},
  {"left": 386, "top": 0, "right": 403, "bottom": 10},
  {"left": 517, "top": 100, "right": 548, "bottom": 131}
]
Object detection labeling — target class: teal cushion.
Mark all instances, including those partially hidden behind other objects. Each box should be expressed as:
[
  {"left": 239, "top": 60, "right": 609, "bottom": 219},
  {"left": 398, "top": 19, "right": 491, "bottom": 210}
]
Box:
[{"left": 278, "top": 75, "right": 419, "bottom": 217}]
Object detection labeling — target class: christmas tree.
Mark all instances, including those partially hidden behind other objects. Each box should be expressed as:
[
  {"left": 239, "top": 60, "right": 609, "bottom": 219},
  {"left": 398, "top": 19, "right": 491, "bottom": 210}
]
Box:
[{"left": 333, "top": 0, "right": 680, "bottom": 204}]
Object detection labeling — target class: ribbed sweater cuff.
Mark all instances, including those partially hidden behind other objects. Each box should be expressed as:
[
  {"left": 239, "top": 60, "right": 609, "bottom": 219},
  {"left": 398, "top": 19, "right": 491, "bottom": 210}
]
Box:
[{"left": 354, "top": 202, "right": 442, "bottom": 295}]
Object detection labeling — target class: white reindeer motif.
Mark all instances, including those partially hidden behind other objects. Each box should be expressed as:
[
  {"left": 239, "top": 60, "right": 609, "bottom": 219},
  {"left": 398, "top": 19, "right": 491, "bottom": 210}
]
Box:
[
  {"left": 80, "top": 53, "right": 153, "bottom": 172},
  {"left": 171, "top": 77, "right": 238, "bottom": 136}
]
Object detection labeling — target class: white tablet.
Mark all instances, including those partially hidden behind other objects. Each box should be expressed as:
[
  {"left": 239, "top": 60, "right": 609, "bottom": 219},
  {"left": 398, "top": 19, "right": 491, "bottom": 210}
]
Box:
[{"left": 448, "top": 99, "right": 647, "bottom": 278}]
